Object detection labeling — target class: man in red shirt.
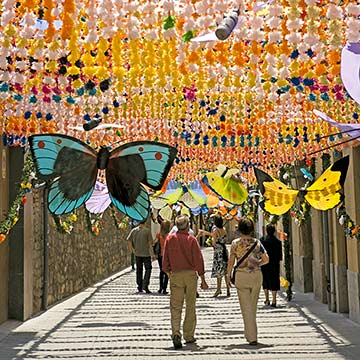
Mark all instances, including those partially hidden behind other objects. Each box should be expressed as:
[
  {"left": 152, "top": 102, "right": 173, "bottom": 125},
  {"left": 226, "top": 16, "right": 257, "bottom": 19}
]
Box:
[{"left": 163, "top": 215, "right": 208, "bottom": 349}]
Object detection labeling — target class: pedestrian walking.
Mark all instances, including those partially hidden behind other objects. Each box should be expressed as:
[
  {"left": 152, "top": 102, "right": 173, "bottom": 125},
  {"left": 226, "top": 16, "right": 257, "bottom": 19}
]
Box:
[
  {"left": 226, "top": 217, "right": 269, "bottom": 345},
  {"left": 260, "top": 224, "right": 283, "bottom": 307},
  {"left": 163, "top": 215, "right": 209, "bottom": 349},
  {"left": 154, "top": 220, "right": 171, "bottom": 294},
  {"left": 198, "top": 214, "right": 230, "bottom": 297},
  {"left": 127, "top": 219, "right": 155, "bottom": 294}
]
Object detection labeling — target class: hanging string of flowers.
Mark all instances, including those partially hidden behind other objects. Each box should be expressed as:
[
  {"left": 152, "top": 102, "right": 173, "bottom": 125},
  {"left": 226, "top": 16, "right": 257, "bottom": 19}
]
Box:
[
  {"left": 51, "top": 212, "right": 78, "bottom": 234},
  {"left": 110, "top": 206, "right": 129, "bottom": 230},
  {"left": 281, "top": 213, "right": 293, "bottom": 301},
  {"left": 0, "top": 155, "right": 34, "bottom": 244},
  {"left": 336, "top": 204, "right": 360, "bottom": 240},
  {"left": 85, "top": 210, "right": 103, "bottom": 236}
]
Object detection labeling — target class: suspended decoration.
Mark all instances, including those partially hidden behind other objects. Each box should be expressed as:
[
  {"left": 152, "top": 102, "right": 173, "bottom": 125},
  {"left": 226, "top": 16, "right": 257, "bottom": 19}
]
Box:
[
  {"left": 0, "top": 155, "right": 34, "bottom": 242},
  {"left": 254, "top": 156, "right": 350, "bottom": 216},
  {"left": 28, "top": 134, "right": 177, "bottom": 221},
  {"left": 0, "top": 1, "right": 359, "bottom": 182}
]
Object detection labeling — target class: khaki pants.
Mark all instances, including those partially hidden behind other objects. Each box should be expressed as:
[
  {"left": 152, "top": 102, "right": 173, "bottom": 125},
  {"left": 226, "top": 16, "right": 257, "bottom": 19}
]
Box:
[
  {"left": 169, "top": 270, "right": 198, "bottom": 341},
  {"left": 235, "top": 270, "right": 262, "bottom": 343}
]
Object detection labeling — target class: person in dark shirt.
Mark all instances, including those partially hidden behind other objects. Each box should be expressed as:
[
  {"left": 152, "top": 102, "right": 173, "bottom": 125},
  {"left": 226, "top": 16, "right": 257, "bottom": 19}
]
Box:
[
  {"left": 127, "top": 219, "right": 155, "bottom": 294},
  {"left": 163, "top": 215, "right": 208, "bottom": 349},
  {"left": 260, "top": 224, "right": 283, "bottom": 307}
]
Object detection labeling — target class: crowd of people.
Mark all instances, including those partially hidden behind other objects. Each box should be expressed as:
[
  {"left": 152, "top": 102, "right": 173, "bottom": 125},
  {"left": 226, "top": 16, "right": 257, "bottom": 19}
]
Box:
[{"left": 126, "top": 214, "right": 283, "bottom": 349}]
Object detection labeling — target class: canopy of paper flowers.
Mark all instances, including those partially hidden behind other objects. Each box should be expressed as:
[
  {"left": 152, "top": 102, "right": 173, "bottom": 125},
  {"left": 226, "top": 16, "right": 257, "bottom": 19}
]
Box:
[{"left": 1, "top": 0, "right": 360, "bottom": 182}]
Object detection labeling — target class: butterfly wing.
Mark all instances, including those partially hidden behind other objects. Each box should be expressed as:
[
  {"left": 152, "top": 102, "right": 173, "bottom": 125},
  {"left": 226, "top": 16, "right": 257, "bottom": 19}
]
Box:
[
  {"left": 202, "top": 172, "right": 248, "bottom": 205},
  {"left": 29, "top": 134, "right": 98, "bottom": 215},
  {"left": 85, "top": 181, "right": 112, "bottom": 214},
  {"left": 304, "top": 156, "right": 349, "bottom": 210},
  {"left": 106, "top": 141, "right": 177, "bottom": 221},
  {"left": 254, "top": 168, "right": 299, "bottom": 215}
]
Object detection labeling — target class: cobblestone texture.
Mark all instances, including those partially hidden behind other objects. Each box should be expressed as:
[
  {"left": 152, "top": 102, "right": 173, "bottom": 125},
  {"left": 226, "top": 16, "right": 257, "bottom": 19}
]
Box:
[{"left": 1, "top": 247, "right": 360, "bottom": 359}]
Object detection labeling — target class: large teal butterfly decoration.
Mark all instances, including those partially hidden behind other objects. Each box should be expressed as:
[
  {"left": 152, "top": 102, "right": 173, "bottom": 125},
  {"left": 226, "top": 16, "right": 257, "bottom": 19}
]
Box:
[{"left": 28, "top": 134, "right": 177, "bottom": 221}]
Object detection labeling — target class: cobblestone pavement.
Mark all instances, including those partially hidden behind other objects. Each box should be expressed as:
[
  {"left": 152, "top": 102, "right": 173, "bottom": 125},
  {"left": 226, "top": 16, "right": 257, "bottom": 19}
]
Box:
[{"left": 1, "top": 247, "right": 360, "bottom": 360}]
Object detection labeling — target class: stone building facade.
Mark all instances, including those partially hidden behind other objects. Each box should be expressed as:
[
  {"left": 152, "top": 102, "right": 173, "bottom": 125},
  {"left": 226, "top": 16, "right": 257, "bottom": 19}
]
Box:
[
  {"left": 290, "top": 146, "right": 360, "bottom": 323},
  {"left": 0, "top": 146, "right": 131, "bottom": 322},
  {"left": 30, "top": 189, "right": 131, "bottom": 314}
]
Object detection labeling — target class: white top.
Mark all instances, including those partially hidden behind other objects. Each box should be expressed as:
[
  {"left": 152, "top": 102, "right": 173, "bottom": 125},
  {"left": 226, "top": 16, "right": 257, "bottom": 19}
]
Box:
[{"left": 169, "top": 225, "right": 195, "bottom": 237}]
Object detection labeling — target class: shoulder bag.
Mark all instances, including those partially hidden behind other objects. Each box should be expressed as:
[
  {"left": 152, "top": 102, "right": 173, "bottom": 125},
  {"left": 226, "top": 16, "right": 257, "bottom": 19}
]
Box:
[{"left": 230, "top": 240, "right": 258, "bottom": 285}]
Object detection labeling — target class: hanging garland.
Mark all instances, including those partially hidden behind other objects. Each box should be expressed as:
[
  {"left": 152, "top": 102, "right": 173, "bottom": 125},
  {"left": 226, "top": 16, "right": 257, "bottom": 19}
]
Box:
[
  {"left": 282, "top": 212, "right": 293, "bottom": 301},
  {"left": 0, "top": 154, "right": 34, "bottom": 244},
  {"left": 85, "top": 210, "right": 104, "bottom": 236},
  {"left": 52, "top": 212, "right": 78, "bottom": 234},
  {"left": 336, "top": 204, "right": 360, "bottom": 240},
  {"left": 110, "top": 206, "right": 129, "bottom": 230}
]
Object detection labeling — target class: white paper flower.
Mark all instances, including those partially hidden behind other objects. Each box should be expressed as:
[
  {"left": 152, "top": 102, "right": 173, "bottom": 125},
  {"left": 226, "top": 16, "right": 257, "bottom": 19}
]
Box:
[
  {"left": 20, "top": 27, "right": 35, "bottom": 39},
  {"left": 0, "top": 71, "right": 11, "bottom": 81},
  {"left": 143, "top": 14, "right": 157, "bottom": 26},
  {"left": 13, "top": 73, "right": 26, "bottom": 83},
  {"left": 286, "top": 32, "right": 302, "bottom": 45},
  {"left": 0, "top": 57, "right": 7, "bottom": 69},
  {"left": 1, "top": 10, "right": 15, "bottom": 26},
  {"left": 347, "top": 4, "right": 360, "bottom": 16},
  {"left": 268, "top": 92, "right": 278, "bottom": 103},
  {"left": 286, "top": 18, "right": 303, "bottom": 31},
  {"left": 183, "top": 18, "right": 195, "bottom": 32},
  {"left": 182, "top": 3, "right": 194, "bottom": 16},
  {"left": 326, "top": 4, "right": 343, "bottom": 19},
  {"left": 145, "top": 29, "right": 158, "bottom": 40},
  {"left": 303, "top": 34, "right": 320, "bottom": 47},
  {"left": 348, "top": 31, "right": 360, "bottom": 43},
  {"left": 279, "top": 67, "right": 290, "bottom": 79},
  {"left": 268, "top": 30, "right": 282, "bottom": 43},
  {"left": 85, "top": 30, "right": 99, "bottom": 43},
  {"left": 267, "top": 16, "right": 282, "bottom": 29},
  {"left": 305, "top": 0, "right": 318, "bottom": 5},
  {"left": 267, "top": 66, "right": 277, "bottom": 77},
  {"left": 269, "top": 4, "right": 283, "bottom": 17},
  {"left": 23, "top": 12, "right": 36, "bottom": 26},
  {"left": 15, "top": 61, "right": 27, "bottom": 71},
  {"left": 188, "top": 63, "right": 199, "bottom": 73},
  {"left": 163, "top": 1, "right": 176, "bottom": 13},
  {"left": 162, "top": 28, "right": 176, "bottom": 40},
  {"left": 339, "top": 215, "right": 345, "bottom": 226},
  {"left": 248, "top": 29, "right": 265, "bottom": 42},
  {"left": 195, "top": 0, "right": 208, "bottom": 13}
]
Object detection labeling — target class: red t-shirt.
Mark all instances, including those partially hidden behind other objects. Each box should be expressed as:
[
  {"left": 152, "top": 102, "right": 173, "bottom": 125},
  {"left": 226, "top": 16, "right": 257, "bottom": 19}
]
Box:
[{"left": 162, "top": 230, "right": 205, "bottom": 275}]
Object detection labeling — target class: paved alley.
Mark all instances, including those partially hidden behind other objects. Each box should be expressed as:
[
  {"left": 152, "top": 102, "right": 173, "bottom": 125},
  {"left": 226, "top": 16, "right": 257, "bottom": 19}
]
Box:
[{"left": 0, "top": 247, "right": 359, "bottom": 360}]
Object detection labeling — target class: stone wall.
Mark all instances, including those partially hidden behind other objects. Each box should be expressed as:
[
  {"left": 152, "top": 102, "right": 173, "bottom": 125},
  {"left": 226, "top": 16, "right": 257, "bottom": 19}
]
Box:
[{"left": 31, "top": 189, "right": 131, "bottom": 314}]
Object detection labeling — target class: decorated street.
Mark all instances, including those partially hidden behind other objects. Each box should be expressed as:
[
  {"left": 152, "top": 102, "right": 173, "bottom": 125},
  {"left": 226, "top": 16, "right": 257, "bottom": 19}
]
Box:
[{"left": 0, "top": 247, "right": 359, "bottom": 360}]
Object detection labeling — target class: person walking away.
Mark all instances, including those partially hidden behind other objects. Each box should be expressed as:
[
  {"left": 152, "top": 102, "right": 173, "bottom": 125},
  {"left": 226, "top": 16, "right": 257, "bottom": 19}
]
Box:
[
  {"left": 154, "top": 220, "right": 171, "bottom": 294},
  {"left": 226, "top": 217, "right": 269, "bottom": 345},
  {"left": 163, "top": 215, "right": 209, "bottom": 349},
  {"left": 127, "top": 219, "right": 155, "bottom": 293},
  {"left": 198, "top": 214, "right": 230, "bottom": 297},
  {"left": 260, "top": 224, "right": 282, "bottom": 307}
]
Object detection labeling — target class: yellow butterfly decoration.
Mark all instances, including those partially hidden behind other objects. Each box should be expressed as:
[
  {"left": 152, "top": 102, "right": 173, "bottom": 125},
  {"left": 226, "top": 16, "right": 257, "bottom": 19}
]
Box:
[
  {"left": 254, "top": 156, "right": 350, "bottom": 216},
  {"left": 202, "top": 164, "right": 248, "bottom": 205}
]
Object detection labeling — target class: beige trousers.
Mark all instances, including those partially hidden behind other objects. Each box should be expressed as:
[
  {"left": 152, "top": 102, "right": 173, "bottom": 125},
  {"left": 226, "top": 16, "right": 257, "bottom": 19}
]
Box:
[
  {"left": 235, "top": 270, "right": 262, "bottom": 343},
  {"left": 169, "top": 270, "right": 198, "bottom": 341}
]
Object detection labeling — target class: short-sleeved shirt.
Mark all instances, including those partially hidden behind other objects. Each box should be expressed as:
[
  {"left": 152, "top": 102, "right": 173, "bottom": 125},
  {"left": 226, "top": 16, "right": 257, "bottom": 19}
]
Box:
[
  {"left": 127, "top": 226, "right": 153, "bottom": 257},
  {"left": 163, "top": 230, "right": 205, "bottom": 275},
  {"left": 230, "top": 237, "right": 267, "bottom": 273},
  {"left": 156, "top": 232, "right": 168, "bottom": 257}
]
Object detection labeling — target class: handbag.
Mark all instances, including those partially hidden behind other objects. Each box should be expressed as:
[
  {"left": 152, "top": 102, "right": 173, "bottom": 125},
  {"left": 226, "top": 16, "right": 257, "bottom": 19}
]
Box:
[{"left": 230, "top": 240, "right": 258, "bottom": 285}]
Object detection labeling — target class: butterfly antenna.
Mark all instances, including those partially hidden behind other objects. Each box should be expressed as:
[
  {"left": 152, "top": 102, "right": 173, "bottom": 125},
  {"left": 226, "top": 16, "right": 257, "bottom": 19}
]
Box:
[
  {"left": 308, "top": 134, "right": 360, "bottom": 156},
  {"left": 315, "top": 128, "right": 360, "bottom": 141}
]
